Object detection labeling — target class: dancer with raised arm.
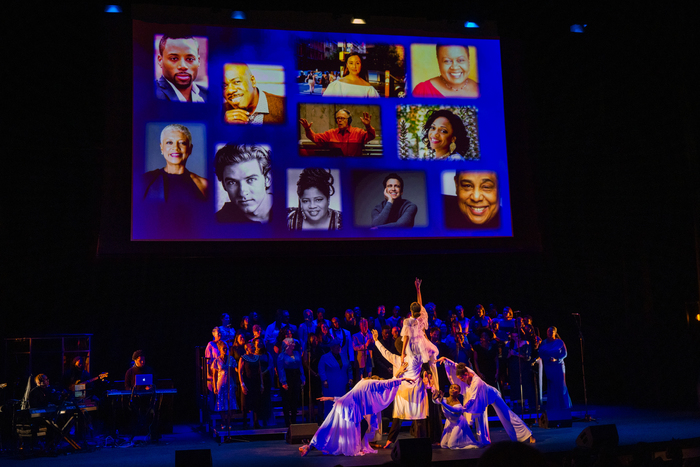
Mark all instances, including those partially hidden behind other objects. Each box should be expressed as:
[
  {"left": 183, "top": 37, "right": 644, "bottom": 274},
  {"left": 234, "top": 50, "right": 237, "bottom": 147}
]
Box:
[
  {"left": 401, "top": 278, "right": 440, "bottom": 387},
  {"left": 437, "top": 357, "right": 535, "bottom": 446},
  {"left": 299, "top": 375, "right": 414, "bottom": 457},
  {"left": 371, "top": 328, "right": 428, "bottom": 449}
]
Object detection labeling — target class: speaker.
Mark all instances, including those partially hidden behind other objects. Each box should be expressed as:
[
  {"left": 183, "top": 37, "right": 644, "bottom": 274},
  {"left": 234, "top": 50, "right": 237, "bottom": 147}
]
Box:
[
  {"left": 175, "top": 449, "right": 212, "bottom": 467},
  {"left": 391, "top": 437, "right": 432, "bottom": 466},
  {"left": 285, "top": 423, "right": 318, "bottom": 444},
  {"left": 576, "top": 424, "right": 619, "bottom": 450},
  {"left": 540, "top": 408, "right": 572, "bottom": 428}
]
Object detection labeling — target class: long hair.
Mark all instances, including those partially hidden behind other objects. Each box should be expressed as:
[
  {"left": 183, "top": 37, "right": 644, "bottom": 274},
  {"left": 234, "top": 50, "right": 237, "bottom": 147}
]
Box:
[
  {"left": 342, "top": 53, "right": 369, "bottom": 82},
  {"left": 421, "top": 109, "right": 470, "bottom": 156}
]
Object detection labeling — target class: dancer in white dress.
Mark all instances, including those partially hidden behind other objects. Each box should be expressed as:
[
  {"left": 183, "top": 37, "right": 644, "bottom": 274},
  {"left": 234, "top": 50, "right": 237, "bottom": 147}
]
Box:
[
  {"left": 435, "top": 384, "right": 479, "bottom": 449},
  {"left": 401, "top": 278, "right": 440, "bottom": 388},
  {"left": 438, "top": 357, "right": 535, "bottom": 446},
  {"left": 299, "top": 375, "right": 414, "bottom": 457},
  {"left": 371, "top": 329, "right": 428, "bottom": 448}
]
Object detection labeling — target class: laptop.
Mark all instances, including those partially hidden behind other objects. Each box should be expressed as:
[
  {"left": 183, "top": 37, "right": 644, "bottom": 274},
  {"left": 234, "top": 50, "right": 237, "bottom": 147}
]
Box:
[{"left": 135, "top": 374, "right": 153, "bottom": 386}]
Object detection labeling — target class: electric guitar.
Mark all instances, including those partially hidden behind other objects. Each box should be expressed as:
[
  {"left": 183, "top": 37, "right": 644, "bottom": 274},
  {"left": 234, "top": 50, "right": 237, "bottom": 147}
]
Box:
[{"left": 69, "top": 372, "right": 108, "bottom": 391}]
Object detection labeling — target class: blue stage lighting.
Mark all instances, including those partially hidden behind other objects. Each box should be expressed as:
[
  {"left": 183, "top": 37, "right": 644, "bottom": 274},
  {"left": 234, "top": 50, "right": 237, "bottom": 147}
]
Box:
[
  {"left": 570, "top": 24, "right": 586, "bottom": 33},
  {"left": 464, "top": 21, "right": 479, "bottom": 28},
  {"left": 104, "top": 5, "right": 122, "bottom": 13},
  {"left": 232, "top": 11, "right": 246, "bottom": 20}
]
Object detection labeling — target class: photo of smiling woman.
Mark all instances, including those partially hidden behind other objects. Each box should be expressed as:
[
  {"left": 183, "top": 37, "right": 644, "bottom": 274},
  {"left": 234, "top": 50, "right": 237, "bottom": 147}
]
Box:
[
  {"left": 421, "top": 109, "right": 471, "bottom": 160},
  {"left": 287, "top": 168, "right": 342, "bottom": 230},
  {"left": 322, "top": 53, "right": 380, "bottom": 98},
  {"left": 411, "top": 44, "right": 479, "bottom": 98},
  {"left": 143, "top": 123, "right": 208, "bottom": 201},
  {"left": 397, "top": 105, "right": 480, "bottom": 160},
  {"left": 442, "top": 170, "right": 500, "bottom": 229}
]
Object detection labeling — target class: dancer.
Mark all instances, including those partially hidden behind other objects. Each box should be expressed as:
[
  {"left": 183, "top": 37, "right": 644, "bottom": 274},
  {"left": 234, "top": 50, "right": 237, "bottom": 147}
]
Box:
[
  {"left": 434, "top": 384, "right": 479, "bottom": 449},
  {"left": 371, "top": 329, "right": 428, "bottom": 449},
  {"left": 438, "top": 357, "right": 535, "bottom": 445},
  {"left": 299, "top": 375, "right": 414, "bottom": 457},
  {"left": 401, "top": 278, "right": 440, "bottom": 387}
]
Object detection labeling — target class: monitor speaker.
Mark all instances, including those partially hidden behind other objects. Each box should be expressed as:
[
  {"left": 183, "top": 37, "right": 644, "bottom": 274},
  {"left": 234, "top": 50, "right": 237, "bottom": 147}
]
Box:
[
  {"left": 576, "top": 424, "right": 619, "bottom": 450},
  {"left": 285, "top": 423, "right": 318, "bottom": 444},
  {"left": 391, "top": 437, "right": 432, "bottom": 466},
  {"left": 175, "top": 449, "right": 212, "bottom": 467}
]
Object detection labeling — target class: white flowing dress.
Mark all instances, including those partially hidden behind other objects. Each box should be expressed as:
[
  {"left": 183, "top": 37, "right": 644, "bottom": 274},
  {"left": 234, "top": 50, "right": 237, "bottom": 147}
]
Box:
[
  {"left": 443, "top": 359, "right": 532, "bottom": 445},
  {"left": 439, "top": 399, "right": 479, "bottom": 449},
  {"left": 401, "top": 307, "right": 439, "bottom": 364},
  {"left": 309, "top": 378, "right": 403, "bottom": 456},
  {"left": 374, "top": 340, "right": 427, "bottom": 420},
  {"left": 322, "top": 80, "right": 380, "bottom": 98}
]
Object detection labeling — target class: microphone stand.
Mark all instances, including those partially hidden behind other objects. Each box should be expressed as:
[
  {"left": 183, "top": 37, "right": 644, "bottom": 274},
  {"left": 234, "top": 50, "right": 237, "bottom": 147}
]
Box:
[{"left": 572, "top": 314, "right": 596, "bottom": 422}]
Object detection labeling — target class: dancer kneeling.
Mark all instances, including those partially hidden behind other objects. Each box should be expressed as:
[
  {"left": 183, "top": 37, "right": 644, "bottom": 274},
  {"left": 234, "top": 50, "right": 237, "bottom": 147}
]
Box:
[
  {"left": 438, "top": 357, "right": 535, "bottom": 445},
  {"left": 434, "top": 384, "right": 479, "bottom": 449},
  {"left": 299, "top": 375, "right": 414, "bottom": 457}
]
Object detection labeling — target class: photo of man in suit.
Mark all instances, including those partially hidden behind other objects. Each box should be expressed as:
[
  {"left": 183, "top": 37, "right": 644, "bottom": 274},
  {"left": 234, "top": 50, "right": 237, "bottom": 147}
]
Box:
[
  {"left": 155, "top": 35, "right": 207, "bottom": 103},
  {"left": 223, "top": 63, "right": 285, "bottom": 124}
]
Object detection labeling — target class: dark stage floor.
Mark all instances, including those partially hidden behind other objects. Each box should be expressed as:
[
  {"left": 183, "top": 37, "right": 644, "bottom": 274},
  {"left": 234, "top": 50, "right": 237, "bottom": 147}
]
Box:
[{"left": 4, "top": 406, "right": 699, "bottom": 466}]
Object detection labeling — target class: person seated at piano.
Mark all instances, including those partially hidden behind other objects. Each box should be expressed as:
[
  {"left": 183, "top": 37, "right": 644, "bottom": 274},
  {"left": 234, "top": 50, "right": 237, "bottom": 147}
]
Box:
[
  {"left": 29, "top": 374, "right": 61, "bottom": 408},
  {"left": 125, "top": 350, "right": 154, "bottom": 390}
]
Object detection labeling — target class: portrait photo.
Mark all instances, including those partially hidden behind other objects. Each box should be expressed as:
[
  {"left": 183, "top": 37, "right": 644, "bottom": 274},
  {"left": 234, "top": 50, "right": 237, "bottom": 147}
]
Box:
[
  {"left": 411, "top": 43, "right": 479, "bottom": 98},
  {"left": 352, "top": 171, "right": 428, "bottom": 228},
  {"left": 298, "top": 104, "right": 382, "bottom": 157},
  {"left": 286, "top": 168, "right": 343, "bottom": 231},
  {"left": 213, "top": 144, "right": 273, "bottom": 224},
  {"left": 222, "top": 63, "right": 285, "bottom": 125},
  {"left": 297, "top": 40, "right": 405, "bottom": 97},
  {"left": 441, "top": 170, "right": 501, "bottom": 229},
  {"left": 154, "top": 34, "right": 208, "bottom": 103},
  {"left": 397, "top": 105, "right": 481, "bottom": 161}
]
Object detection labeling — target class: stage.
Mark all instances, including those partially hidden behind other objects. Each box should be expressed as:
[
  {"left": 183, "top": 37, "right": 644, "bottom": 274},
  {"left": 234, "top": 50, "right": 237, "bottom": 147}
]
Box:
[{"left": 4, "top": 405, "right": 699, "bottom": 466}]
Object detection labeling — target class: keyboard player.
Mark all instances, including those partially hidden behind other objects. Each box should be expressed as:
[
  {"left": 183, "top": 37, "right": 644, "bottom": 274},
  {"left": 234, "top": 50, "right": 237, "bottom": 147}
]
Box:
[
  {"left": 125, "top": 350, "right": 154, "bottom": 390},
  {"left": 29, "top": 374, "right": 61, "bottom": 408}
]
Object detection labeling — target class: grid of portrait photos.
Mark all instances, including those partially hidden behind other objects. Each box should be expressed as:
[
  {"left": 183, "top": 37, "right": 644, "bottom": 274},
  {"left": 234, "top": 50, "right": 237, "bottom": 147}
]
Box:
[{"left": 132, "top": 21, "right": 512, "bottom": 240}]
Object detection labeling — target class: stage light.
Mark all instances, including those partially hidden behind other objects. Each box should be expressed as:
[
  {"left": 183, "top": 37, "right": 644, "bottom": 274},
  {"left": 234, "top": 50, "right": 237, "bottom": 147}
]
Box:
[
  {"left": 104, "top": 5, "right": 122, "bottom": 13},
  {"left": 231, "top": 11, "right": 246, "bottom": 20},
  {"left": 464, "top": 21, "right": 479, "bottom": 28},
  {"left": 695, "top": 313, "right": 700, "bottom": 321},
  {"left": 352, "top": 18, "right": 366, "bottom": 25},
  {"left": 570, "top": 24, "right": 587, "bottom": 33}
]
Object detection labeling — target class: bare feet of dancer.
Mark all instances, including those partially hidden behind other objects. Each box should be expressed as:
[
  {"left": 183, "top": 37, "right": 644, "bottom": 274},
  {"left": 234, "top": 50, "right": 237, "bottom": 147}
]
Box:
[
  {"left": 528, "top": 436, "right": 536, "bottom": 443},
  {"left": 299, "top": 444, "right": 310, "bottom": 456},
  {"left": 383, "top": 441, "right": 393, "bottom": 449}
]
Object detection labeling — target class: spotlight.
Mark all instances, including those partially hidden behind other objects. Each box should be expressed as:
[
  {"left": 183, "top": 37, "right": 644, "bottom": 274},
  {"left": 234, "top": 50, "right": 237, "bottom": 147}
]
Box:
[
  {"left": 231, "top": 11, "right": 246, "bottom": 20},
  {"left": 351, "top": 18, "right": 366, "bottom": 25},
  {"left": 104, "top": 5, "right": 122, "bottom": 13},
  {"left": 570, "top": 24, "right": 587, "bottom": 33},
  {"left": 464, "top": 21, "right": 479, "bottom": 28}
]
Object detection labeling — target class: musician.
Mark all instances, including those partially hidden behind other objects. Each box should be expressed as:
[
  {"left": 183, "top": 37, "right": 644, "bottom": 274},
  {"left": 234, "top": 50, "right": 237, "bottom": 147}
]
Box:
[
  {"left": 62, "top": 356, "right": 91, "bottom": 390},
  {"left": 125, "top": 350, "right": 153, "bottom": 390},
  {"left": 29, "top": 374, "right": 60, "bottom": 408}
]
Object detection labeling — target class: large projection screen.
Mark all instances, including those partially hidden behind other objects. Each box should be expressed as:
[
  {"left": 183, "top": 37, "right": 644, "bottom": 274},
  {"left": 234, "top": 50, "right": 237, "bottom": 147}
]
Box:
[{"left": 132, "top": 20, "right": 511, "bottom": 242}]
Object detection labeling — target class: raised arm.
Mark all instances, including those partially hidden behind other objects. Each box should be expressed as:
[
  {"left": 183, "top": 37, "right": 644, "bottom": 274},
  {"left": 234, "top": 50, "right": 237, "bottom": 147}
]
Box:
[
  {"left": 372, "top": 329, "right": 400, "bottom": 367},
  {"left": 415, "top": 278, "right": 423, "bottom": 306}
]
